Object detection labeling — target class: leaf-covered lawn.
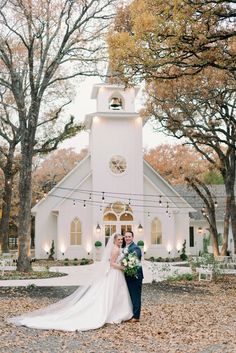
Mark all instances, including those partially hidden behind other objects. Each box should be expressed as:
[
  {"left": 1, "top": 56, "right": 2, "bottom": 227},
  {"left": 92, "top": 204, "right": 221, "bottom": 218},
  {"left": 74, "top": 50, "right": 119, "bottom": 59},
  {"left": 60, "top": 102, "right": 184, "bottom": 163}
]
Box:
[
  {"left": 0, "top": 271, "right": 67, "bottom": 280},
  {"left": 0, "top": 277, "right": 236, "bottom": 353}
]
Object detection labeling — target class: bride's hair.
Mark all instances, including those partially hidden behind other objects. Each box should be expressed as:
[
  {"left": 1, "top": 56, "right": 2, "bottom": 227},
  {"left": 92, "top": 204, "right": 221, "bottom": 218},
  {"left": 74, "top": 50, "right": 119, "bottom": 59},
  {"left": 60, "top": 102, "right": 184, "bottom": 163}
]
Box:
[{"left": 113, "top": 233, "right": 122, "bottom": 243}]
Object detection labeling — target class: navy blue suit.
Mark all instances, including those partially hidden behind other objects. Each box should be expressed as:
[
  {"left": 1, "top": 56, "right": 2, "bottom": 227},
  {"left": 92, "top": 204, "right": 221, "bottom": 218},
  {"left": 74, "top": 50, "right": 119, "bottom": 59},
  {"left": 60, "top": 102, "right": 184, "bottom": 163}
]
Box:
[{"left": 124, "top": 242, "right": 143, "bottom": 319}]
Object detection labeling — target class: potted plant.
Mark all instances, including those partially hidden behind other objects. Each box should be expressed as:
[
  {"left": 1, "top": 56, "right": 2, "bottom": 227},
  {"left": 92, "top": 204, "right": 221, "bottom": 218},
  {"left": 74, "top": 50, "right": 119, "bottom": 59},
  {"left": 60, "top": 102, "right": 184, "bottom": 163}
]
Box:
[
  {"left": 94, "top": 240, "right": 102, "bottom": 261},
  {"left": 137, "top": 240, "right": 144, "bottom": 248},
  {"left": 94, "top": 240, "right": 102, "bottom": 248},
  {"left": 137, "top": 240, "right": 145, "bottom": 258}
]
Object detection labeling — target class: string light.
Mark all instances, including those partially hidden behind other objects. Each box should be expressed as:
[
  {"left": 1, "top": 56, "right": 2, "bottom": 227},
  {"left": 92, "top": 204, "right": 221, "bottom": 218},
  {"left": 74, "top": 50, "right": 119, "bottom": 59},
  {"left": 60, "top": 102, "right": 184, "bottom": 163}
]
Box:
[
  {"left": 40, "top": 184, "right": 228, "bottom": 219},
  {"left": 51, "top": 186, "right": 227, "bottom": 209},
  {"left": 54, "top": 185, "right": 226, "bottom": 200}
]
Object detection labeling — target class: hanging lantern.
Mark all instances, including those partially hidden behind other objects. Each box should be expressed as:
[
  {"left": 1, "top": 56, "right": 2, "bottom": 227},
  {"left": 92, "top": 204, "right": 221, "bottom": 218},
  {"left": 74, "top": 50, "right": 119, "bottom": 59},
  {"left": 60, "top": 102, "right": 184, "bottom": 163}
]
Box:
[
  {"left": 96, "top": 223, "right": 101, "bottom": 233},
  {"left": 138, "top": 223, "right": 143, "bottom": 232}
]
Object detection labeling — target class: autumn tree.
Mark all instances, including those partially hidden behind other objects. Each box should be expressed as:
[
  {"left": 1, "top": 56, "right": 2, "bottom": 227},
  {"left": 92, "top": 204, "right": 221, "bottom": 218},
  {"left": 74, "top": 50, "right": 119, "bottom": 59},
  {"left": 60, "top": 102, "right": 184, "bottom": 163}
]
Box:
[
  {"left": 108, "top": 1, "right": 236, "bottom": 83},
  {"left": 0, "top": 90, "right": 82, "bottom": 255},
  {"left": 32, "top": 147, "right": 88, "bottom": 204},
  {"left": 0, "top": 0, "right": 115, "bottom": 271},
  {"left": 144, "top": 144, "right": 218, "bottom": 185},
  {"left": 107, "top": 1, "right": 236, "bottom": 255},
  {"left": 143, "top": 68, "right": 236, "bottom": 255}
]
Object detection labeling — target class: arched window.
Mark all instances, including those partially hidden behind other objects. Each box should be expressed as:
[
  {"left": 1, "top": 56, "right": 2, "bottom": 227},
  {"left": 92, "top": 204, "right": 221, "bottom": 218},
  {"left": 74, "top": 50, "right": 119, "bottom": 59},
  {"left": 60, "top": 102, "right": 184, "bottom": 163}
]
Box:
[
  {"left": 103, "top": 212, "right": 117, "bottom": 221},
  {"left": 120, "top": 213, "right": 133, "bottom": 221},
  {"left": 151, "top": 218, "right": 162, "bottom": 245},
  {"left": 70, "top": 217, "right": 82, "bottom": 245}
]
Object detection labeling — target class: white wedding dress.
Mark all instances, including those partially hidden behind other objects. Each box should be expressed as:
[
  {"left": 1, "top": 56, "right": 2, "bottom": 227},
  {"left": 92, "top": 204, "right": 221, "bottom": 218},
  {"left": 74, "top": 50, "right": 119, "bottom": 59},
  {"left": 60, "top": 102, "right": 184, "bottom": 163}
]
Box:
[{"left": 8, "top": 238, "right": 133, "bottom": 331}]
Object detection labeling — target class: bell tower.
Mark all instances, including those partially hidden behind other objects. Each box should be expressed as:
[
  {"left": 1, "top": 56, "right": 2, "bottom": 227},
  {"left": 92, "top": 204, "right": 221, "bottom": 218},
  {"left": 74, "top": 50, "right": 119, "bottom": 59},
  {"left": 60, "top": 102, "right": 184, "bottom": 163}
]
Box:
[{"left": 85, "top": 82, "right": 144, "bottom": 240}]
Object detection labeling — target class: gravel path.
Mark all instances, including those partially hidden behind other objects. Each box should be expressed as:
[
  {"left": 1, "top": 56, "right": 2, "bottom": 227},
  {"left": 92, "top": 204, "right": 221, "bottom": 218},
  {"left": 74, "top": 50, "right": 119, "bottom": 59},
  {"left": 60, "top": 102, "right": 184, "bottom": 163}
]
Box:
[{"left": 1, "top": 278, "right": 236, "bottom": 353}]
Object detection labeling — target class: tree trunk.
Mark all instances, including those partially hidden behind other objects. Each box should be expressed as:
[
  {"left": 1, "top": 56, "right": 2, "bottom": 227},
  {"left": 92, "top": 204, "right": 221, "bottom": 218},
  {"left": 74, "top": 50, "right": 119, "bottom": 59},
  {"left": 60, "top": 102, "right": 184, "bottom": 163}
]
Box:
[
  {"left": 0, "top": 146, "right": 15, "bottom": 253},
  {"left": 221, "top": 158, "right": 235, "bottom": 255},
  {"left": 17, "top": 145, "right": 33, "bottom": 272},
  {"left": 230, "top": 202, "right": 236, "bottom": 254},
  {"left": 0, "top": 179, "right": 13, "bottom": 253},
  {"left": 209, "top": 221, "right": 219, "bottom": 257},
  {"left": 221, "top": 203, "right": 230, "bottom": 256},
  {"left": 228, "top": 152, "right": 236, "bottom": 254}
]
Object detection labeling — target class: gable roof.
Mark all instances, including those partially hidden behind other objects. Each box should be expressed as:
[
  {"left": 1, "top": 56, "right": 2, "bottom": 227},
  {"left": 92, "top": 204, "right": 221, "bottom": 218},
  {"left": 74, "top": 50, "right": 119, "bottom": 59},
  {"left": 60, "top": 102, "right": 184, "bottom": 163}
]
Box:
[
  {"left": 174, "top": 184, "right": 230, "bottom": 221},
  {"left": 32, "top": 154, "right": 91, "bottom": 213},
  {"left": 143, "top": 160, "right": 195, "bottom": 212}
]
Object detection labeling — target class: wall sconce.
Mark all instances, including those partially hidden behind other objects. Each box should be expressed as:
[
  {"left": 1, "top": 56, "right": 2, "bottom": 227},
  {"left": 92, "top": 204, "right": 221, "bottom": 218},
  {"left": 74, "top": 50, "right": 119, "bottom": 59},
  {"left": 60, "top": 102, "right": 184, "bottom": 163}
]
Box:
[
  {"left": 86, "top": 244, "right": 92, "bottom": 255},
  {"left": 176, "top": 244, "right": 181, "bottom": 253},
  {"left": 167, "top": 245, "right": 172, "bottom": 255},
  {"left": 96, "top": 223, "right": 101, "bottom": 233},
  {"left": 138, "top": 223, "right": 143, "bottom": 232},
  {"left": 198, "top": 227, "right": 203, "bottom": 235}
]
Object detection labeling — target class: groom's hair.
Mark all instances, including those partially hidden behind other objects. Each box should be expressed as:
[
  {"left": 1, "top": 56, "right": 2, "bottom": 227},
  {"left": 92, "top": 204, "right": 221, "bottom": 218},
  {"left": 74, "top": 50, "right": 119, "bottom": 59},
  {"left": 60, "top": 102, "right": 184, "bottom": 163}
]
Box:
[{"left": 125, "top": 230, "right": 134, "bottom": 237}]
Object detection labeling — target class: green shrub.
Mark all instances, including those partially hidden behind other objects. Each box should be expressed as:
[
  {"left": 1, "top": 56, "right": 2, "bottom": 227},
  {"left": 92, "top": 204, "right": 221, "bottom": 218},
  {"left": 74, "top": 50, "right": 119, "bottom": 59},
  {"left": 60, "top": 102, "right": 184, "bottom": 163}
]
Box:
[
  {"left": 48, "top": 240, "right": 55, "bottom": 260},
  {"left": 180, "top": 240, "right": 188, "bottom": 261},
  {"left": 80, "top": 258, "right": 89, "bottom": 265},
  {"left": 188, "top": 253, "right": 223, "bottom": 279},
  {"left": 64, "top": 258, "right": 69, "bottom": 266},
  {"left": 167, "top": 273, "right": 194, "bottom": 282},
  {"left": 157, "top": 257, "right": 163, "bottom": 262},
  {"left": 137, "top": 240, "right": 144, "bottom": 247},
  {"left": 94, "top": 240, "right": 102, "bottom": 247}
]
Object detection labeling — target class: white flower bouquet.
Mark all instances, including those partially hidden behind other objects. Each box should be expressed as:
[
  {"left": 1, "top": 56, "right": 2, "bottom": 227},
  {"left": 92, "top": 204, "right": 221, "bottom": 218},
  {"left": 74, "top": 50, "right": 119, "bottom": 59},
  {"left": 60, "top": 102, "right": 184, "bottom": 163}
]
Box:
[{"left": 121, "top": 251, "right": 141, "bottom": 277}]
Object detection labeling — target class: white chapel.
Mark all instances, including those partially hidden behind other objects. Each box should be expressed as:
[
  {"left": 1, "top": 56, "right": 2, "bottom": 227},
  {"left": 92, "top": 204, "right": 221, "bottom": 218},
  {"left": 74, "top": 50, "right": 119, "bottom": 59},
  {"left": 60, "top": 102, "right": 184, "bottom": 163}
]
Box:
[{"left": 32, "top": 81, "right": 195, "bottom": 260}]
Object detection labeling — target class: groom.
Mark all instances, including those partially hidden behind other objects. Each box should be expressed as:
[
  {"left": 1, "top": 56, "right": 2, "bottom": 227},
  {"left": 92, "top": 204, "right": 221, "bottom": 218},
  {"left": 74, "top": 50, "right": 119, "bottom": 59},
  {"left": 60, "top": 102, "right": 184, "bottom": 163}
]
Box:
[{"left": 124, "top": 230, "right": 144, "bottom": 322}]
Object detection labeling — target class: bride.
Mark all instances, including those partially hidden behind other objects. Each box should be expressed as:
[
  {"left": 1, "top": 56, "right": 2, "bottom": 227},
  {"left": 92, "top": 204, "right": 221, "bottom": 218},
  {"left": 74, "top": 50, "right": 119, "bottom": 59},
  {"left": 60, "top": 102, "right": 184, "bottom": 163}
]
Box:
[{"left": 7, "top": 233, "right": 133, "bottom": 331}]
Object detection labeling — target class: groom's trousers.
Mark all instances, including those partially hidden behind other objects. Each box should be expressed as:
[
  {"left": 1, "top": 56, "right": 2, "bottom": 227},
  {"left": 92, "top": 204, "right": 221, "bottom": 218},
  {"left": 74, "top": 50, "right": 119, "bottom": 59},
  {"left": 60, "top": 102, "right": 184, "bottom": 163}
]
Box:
[{"left": 126, "top": 277, "right": 143, "bottom": 319}]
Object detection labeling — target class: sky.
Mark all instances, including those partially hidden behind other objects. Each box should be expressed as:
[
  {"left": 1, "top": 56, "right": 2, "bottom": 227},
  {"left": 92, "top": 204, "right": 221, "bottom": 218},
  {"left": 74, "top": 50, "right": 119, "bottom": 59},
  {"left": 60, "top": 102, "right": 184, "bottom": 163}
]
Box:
[{"left": 61, "top": 77, "right": 177, "bottom": 153}]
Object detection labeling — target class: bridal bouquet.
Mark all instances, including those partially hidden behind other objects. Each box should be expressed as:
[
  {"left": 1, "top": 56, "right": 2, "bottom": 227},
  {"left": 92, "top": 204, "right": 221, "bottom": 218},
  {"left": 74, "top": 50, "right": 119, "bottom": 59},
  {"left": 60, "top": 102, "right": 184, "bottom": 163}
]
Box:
[{"left": 121, "top": 251, "right": 141, "bottom": 278}]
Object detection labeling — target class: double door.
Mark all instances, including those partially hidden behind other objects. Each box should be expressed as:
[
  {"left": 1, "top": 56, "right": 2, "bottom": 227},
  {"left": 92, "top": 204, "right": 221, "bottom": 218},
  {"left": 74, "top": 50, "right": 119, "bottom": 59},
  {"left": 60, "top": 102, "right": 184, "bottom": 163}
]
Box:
[{"left": 104, "top": 223, "right": 133, "bottom": 245}]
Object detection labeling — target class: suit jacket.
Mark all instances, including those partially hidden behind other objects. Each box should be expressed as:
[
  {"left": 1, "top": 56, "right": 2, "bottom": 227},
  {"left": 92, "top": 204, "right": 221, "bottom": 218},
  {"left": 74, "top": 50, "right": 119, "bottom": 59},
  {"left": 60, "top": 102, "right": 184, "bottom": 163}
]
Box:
[{"left": 125, "top": 242, "right": 144, "bottom": 280}]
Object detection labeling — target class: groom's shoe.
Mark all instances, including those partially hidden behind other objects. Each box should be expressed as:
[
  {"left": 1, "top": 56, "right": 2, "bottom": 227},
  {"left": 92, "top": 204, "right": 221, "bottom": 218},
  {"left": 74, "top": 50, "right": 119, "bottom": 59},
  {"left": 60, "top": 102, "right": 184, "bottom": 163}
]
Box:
[{"left": 129, "top": 318, "right": 140, "bottom": 323}]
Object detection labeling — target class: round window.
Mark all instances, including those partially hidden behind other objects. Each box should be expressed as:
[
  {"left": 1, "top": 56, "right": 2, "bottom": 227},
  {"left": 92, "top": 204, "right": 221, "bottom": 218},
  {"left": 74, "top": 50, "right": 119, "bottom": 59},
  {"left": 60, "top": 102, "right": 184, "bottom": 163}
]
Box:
[{"left": 109, "top": 155, "right": 127, "bottom": 174}]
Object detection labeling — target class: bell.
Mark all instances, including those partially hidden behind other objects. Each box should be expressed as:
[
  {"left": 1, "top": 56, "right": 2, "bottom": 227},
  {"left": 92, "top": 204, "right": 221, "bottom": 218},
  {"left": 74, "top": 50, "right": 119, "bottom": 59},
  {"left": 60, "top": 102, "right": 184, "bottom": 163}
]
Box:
[{"left": 110, "top": 97, "right": 122, "bottom": 110}]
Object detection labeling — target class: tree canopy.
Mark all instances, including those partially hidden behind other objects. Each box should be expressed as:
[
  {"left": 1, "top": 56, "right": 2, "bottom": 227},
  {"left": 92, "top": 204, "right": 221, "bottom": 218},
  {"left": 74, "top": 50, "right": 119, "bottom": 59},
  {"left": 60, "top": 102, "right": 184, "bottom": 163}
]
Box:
[{"left": 108, "top": 0, "right": 236, "bottom": 83}]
